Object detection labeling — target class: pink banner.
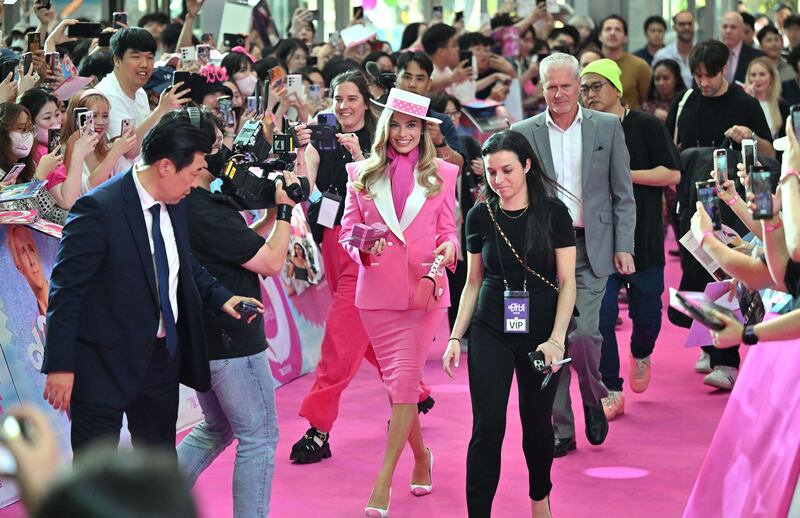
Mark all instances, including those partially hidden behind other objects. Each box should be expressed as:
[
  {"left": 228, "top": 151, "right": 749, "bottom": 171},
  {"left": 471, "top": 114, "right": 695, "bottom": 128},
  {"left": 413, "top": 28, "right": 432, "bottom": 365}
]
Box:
[{"left": 684, "top": 314, "right": 800, "bottom": 517}]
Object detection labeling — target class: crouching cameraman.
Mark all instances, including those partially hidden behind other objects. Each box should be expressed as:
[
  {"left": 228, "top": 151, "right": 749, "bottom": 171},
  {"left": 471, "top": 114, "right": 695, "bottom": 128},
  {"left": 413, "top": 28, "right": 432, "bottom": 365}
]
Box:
[{"left": 176, "top": 110, "right": 308, "bottom": 518}]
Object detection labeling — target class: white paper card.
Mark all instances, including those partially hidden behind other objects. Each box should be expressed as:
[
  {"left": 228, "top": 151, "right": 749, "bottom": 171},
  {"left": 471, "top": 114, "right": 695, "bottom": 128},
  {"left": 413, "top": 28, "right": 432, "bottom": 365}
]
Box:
[{"left": 317, "top": 193, "right": 341, "bottom": 228}]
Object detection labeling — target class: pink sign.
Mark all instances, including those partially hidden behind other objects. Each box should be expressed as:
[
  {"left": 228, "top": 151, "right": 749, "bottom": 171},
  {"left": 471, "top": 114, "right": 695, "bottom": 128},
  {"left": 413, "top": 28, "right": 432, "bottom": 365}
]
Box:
[{"left": 260, "top": 276, "right": 303, "bottom": 385}]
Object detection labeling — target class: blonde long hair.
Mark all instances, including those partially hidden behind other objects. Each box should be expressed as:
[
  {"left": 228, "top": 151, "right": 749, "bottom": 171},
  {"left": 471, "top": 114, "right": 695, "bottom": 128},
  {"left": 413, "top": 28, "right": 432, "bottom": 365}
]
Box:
[
  {"left": 746, "top": 57, "right": 782, "bottom": 136},
  {"left": 352, "top": 108, "right": 442, "bottom": 198}
]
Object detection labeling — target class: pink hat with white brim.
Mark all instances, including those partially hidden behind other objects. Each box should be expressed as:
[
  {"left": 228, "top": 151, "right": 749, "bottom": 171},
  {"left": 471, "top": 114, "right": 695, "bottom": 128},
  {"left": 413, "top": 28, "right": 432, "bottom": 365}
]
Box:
[{"left": 370, "top": 88, "right": 441, "bottom": 124}]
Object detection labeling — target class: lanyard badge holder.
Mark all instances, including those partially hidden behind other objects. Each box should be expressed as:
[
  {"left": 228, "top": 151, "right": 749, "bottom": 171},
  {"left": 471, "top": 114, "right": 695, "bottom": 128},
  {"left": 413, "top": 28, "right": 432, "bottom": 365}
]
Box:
[{"left": 317, "top": 187, "right": 342, "bottom": 229}]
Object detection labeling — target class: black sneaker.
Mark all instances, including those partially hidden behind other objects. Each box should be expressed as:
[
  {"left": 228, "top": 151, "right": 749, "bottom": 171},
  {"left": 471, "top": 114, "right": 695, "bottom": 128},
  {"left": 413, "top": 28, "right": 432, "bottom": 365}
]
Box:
[
  {"left": 417, "top": 396, "right": 435, "bottom": 414},
  {"left": 290, "top": 427, "right": 331, "bottom": 464}
]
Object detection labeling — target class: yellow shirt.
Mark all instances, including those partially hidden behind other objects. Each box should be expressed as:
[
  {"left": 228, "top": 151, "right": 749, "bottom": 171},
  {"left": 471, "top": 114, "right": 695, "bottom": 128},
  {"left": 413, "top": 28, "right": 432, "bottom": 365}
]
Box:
[{"left": 614, "top": 52, "right": 652, "bottom": 109}]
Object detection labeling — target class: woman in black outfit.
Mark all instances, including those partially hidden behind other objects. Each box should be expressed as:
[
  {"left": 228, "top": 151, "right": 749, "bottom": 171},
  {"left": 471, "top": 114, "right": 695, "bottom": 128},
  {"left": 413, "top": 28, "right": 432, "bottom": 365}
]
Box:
[{"left": 443, "top": 130, "right": 576, "bottom": 518}]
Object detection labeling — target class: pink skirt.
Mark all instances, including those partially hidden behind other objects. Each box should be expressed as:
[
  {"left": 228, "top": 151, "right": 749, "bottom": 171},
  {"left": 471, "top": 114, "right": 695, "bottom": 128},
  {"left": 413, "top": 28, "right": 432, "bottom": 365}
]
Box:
[{"left": 359, "top": 308, "right": 446, "bottom": 404}]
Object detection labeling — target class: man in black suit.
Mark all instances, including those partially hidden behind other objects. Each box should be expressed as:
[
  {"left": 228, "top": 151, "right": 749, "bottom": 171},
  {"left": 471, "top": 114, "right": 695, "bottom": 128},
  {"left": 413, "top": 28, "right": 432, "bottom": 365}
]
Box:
[
  {"left": 721, "top": 11, "right": 765, "bottom": 84},
  {"left": 42, "top": 110, "right": 262, "bottom": 453}
]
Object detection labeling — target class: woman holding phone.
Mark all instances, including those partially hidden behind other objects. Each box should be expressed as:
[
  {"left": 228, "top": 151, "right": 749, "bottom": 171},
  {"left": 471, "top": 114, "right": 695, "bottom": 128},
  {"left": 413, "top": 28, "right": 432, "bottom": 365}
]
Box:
[
  {"left": 443, "top": 130, "right": 576, "bottom": 518},
  {"left": 62, "top": 89, "right": 136, "bottom": 193},
  {"left": 340, "top": 87, "right": 458, "bottom": 517}
]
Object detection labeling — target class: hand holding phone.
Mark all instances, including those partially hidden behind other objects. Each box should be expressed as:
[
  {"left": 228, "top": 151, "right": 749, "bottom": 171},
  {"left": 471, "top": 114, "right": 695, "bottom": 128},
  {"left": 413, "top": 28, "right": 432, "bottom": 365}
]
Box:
[{"left": 234, "top": 300, "right": 261, "bottom": 321}]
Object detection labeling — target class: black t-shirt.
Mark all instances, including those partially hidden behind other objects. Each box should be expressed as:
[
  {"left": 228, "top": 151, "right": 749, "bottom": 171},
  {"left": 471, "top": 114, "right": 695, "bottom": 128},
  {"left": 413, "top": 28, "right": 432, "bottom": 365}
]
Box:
[
  {"left": 466, "top": 199, "right": 575, "bottom": 338},
  {"left": 187, "top": 188, "right": 267, "bottom": 360},
  {"left": 622, "top": 109, "right": 683, "bottom": 270},
  {"left": 666, "top": 84, "right": 772, "bottom": 151}
]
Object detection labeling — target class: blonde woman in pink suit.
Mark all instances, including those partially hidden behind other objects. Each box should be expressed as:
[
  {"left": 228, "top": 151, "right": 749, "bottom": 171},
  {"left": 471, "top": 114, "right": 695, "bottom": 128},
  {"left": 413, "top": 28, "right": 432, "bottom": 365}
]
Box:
[{"left": 341, "top": 88, "right": 459, "bottom": 517}]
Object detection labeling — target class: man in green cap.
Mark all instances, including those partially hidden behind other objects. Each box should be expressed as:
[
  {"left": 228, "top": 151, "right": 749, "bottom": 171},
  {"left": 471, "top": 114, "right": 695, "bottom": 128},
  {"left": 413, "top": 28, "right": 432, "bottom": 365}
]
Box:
[{"left": 580, "top": 58, "right": 682, "bottom": 420}]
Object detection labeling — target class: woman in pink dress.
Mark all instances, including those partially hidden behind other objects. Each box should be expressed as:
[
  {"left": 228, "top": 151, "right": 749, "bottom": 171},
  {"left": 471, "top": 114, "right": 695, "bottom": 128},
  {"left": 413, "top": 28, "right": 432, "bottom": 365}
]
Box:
[{"left": 341, "top": 88, "right": 459, "bottom": 517}]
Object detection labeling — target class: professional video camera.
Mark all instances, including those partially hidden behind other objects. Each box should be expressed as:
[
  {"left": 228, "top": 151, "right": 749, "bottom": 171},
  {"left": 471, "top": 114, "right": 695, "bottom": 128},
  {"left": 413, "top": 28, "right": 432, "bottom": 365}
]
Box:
[
  {"left": 214, "top": 118, "right": 310, "bottom": 210},
  {"left": 365, "top": 61, "right": 396, "bottom": 104}
]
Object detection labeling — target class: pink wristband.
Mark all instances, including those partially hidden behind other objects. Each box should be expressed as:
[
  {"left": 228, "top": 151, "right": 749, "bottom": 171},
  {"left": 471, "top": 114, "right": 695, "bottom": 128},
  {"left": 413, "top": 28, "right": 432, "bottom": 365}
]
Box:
[
  {"left": 699, "top": 230, "right": 715, "bottom": 247},
  {"left": 765, "top": 220, "right": 783, "bottom": 233},
  {"left": 780, "top": 170, "right": 800, "bottom": 186},
  {"left": 724, "top": 193, "right": 740, "bottom": 206}
]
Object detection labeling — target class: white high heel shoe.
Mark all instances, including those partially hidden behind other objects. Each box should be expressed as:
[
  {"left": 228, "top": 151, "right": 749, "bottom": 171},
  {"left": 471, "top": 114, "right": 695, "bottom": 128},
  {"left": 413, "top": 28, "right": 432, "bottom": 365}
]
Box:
[
  {"left": 364, "top": 488, "right": 391, "bottom": 517},
  {"left": 410, "top": 448, "right": 434, "bottom": 496}
]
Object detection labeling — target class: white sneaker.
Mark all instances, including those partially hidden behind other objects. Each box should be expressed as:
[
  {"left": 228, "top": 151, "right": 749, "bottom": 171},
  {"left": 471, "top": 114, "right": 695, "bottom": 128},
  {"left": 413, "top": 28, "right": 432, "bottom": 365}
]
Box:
[
  {"left": 694, "top": 351, "right": 712, "bottom": 374},
  {"left": 703, "top": 366, "right": 739, "bottom": 390},
  {"left": 601, "top": 391, "right": 625, "bottom": 421}
]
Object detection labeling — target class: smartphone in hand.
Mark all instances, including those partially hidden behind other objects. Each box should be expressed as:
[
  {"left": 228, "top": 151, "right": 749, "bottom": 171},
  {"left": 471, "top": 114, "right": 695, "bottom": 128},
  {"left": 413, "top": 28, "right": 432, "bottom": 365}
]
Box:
[
  {"left": 713, "top": 149, "right": 728, "bottom": 187},
  {"left": 696, "top": 180, "right": 721, "bottom": 230},
  {"left": 750, "top": 166, "right": 775, "bottom": 220}
]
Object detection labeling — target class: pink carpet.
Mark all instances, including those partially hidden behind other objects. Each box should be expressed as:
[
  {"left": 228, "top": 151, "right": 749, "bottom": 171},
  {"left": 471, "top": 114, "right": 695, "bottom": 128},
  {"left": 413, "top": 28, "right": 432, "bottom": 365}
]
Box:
[{"left": 0, "top": 249, "right": 734, "bottom": 517}]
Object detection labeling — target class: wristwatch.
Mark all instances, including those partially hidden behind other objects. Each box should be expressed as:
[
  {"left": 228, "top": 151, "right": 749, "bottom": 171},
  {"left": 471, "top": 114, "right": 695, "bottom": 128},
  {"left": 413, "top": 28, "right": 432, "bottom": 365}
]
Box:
[{"left": 741, "top": 324, "right": 759, "bottom": 346}]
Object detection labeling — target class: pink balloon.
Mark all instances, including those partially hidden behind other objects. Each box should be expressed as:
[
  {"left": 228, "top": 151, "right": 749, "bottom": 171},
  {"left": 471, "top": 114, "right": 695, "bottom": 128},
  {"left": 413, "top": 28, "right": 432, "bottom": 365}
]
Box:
[{"left": 363, "top": 0, "right": 377, "bottom": 10}]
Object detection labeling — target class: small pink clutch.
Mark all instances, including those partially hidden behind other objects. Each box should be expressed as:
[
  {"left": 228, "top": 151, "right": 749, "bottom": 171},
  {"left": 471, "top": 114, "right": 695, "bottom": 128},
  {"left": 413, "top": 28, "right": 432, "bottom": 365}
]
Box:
[{"left": 341, "top": 223, "right": 388, "bottom": 250}]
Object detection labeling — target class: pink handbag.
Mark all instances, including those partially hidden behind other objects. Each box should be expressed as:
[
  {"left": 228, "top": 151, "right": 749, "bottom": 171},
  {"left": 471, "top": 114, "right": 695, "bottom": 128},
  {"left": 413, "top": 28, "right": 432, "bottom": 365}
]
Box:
[{"left": 412, "top": 254, "right": 445, "bottom": 311}]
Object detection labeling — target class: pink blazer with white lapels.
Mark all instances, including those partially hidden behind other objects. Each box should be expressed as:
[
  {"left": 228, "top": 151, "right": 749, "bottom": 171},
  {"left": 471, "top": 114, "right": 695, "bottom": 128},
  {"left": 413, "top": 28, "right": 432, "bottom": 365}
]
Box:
[{"left": 341, "top": 158, "right": 460, "bottom": 311}]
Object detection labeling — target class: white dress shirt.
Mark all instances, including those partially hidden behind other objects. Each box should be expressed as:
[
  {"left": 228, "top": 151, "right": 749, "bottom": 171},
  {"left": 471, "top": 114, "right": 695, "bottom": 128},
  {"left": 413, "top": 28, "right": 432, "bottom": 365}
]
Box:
[
  {"left": 132, "top": 168, "right": 180, "bottom": 337},
  {"left": 652, "top": 42, "right": 693, "bottom": 89},
  {"left": 726, "top": 41, "right": 743, "bottom": 83},
  {"left": 545, "top": 108, "right": 584, "bottom": 228}
]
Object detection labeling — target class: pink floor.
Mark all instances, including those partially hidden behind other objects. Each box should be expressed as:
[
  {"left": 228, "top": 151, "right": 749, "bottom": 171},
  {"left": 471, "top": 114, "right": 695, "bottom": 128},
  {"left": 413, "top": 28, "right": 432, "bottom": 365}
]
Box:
[{"left": 0, "top": 251, "right": 734, "bottom": 517}]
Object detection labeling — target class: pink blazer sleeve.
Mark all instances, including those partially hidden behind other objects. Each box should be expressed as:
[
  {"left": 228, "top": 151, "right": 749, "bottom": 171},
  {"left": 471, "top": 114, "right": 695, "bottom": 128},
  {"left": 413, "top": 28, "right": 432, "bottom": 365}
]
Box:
[
  {"left": 435, "top": 160, "right": 461, "bottom": 271},
  {"left": 339, "top": 161, "right": 372, "bottom": 266}
]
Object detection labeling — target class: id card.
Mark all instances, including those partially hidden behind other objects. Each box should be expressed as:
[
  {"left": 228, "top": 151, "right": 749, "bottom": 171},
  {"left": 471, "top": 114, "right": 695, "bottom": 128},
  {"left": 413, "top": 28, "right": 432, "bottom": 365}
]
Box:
[
  {"left": 317, "top": 191, "right": 342, "bottom": 228},
  {"left": 504, "top": 290, "right": 529, "bottom": 333}
]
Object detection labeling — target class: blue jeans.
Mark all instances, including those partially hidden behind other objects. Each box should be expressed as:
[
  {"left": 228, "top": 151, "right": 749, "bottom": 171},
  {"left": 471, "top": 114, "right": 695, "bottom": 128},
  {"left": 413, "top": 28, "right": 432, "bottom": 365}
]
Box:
[
  {"left": 177, "top": 350, "right": 279, "bottom": 518},
  {"left": 599, "top": 265, "right": 664, "bottom": 392}
]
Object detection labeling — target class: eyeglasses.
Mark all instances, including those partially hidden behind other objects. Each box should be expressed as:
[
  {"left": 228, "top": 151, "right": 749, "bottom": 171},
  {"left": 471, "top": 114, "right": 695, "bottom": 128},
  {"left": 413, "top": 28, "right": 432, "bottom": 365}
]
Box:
[
  {"left": 445, "top": 110, "right": 461, "bottom": 119},
  {"left": 579, "top": 81, "right": 609, "bottom": 95},
  {"left": 13, "top": 125, "right": 35, "bottom": 134}
]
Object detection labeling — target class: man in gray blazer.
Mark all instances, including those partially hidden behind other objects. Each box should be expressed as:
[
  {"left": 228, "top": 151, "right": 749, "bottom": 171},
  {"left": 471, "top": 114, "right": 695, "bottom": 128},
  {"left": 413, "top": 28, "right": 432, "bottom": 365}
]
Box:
[{"left": 511, "top": 52, "right": 636, "bottom": 456}]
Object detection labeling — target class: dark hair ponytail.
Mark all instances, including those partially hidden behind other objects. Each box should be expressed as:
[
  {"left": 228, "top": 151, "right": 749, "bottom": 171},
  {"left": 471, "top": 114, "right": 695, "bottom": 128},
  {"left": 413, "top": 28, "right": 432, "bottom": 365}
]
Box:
[{"left": 480, "top": 130, "right": 572, "bottom": 266}]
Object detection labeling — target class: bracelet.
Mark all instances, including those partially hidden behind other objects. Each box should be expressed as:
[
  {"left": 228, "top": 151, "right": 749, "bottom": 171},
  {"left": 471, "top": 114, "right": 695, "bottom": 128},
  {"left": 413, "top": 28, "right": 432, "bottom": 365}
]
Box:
[
  {"left": 724, "top": 193, "right": 740, "bottom": 206},
  {"left": 547, "top": 337, "right": 564, "bottom": 351},
  {"left": 699, "top": 230, "right": 715, "bottom": 247},
  {"left": 765, "top": 220, "right": 783, "bottom": 233},
  {"left": 780, "top": 170, "right": 800, "bottom": 186},
  {"left": 276, "top": 204, "right": 293, "bottom": 222},
  {"left": 448, "top": 337, "right": 461, "bottom": 344}
]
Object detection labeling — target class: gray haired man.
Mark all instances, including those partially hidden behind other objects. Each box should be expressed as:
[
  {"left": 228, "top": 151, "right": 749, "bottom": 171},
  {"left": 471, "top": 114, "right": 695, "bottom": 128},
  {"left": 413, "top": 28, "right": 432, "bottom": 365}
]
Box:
[{"left": 511, "top": 53, "right": 636, "bottom": 456}]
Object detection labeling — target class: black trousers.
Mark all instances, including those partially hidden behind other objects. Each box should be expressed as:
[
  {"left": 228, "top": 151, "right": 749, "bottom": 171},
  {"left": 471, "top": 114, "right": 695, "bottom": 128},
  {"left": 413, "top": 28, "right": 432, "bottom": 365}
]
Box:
[
  {"left": 701, "top": 344, "right": 741, "bottom": 369},
  {"left": 70, "top": 339, "right": 181, "bottom": 456},
  {"left": 466, "top": 323, "right": 560, "bottom": 517}
]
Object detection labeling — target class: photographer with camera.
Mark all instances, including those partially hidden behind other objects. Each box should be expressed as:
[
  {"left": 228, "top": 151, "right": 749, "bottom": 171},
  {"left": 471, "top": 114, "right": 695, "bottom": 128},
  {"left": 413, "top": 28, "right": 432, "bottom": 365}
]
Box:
[{"left": 176, "top": 109, "right": 306, "bottom": 518}]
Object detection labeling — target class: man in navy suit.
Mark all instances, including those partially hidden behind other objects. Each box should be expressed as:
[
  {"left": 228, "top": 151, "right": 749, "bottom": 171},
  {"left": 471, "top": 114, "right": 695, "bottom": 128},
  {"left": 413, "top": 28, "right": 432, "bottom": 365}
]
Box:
[
  {"left": 42, "top": 110, "right": 263, "bottom": 453},
  {"left": 721, "top": 11, "right": 765, "bottom": 84}
]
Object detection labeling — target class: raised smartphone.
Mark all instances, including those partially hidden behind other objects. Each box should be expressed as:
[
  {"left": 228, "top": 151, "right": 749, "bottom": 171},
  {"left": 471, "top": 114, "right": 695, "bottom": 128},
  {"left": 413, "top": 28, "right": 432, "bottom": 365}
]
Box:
[
  {"left": 750, "top": 166, "right": 774, "bottom": 220},
  {"left": 742, "top": 138, "right": 757, "bottom": 175},
  {"left": 713, "top": 149, "right": 728, "bottom": 186},
  {"left": 696, "top": 180, "right": 721, "bottom": 230}
]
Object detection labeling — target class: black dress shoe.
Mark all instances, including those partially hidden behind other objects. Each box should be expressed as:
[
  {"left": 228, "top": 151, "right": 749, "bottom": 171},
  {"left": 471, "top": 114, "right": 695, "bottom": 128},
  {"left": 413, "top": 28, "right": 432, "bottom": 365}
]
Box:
[
  {"left": 553, "top": 436, "right": 576, "bottom": 457},
  {"left": 584, "top": 404, "right": 609, "bottom": 445}
]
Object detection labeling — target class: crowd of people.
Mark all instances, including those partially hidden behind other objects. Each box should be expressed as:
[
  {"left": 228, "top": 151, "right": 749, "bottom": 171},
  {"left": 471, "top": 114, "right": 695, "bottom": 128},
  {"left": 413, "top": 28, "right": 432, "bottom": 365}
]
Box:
[{"left": 0, "top": 0, "right": 799, "bottom": 517}]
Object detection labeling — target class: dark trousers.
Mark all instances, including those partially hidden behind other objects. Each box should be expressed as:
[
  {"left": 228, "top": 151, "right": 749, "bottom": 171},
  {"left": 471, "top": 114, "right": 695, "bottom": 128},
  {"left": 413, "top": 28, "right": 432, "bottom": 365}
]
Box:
[
  {"left": 598, "top": 265, "right": 664, "bottom": 391},
  {"left": 70, "top": 339, "right": 181, "bottom": 456},
  {"left": 447, "top": 259, "right": 468, "bottom": 329},
  {"left": 466, "top": 323, "right": 560, "bottom": 517},
  {"left": 701, "top": 344, "right": 741, "bottom": 369}
]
